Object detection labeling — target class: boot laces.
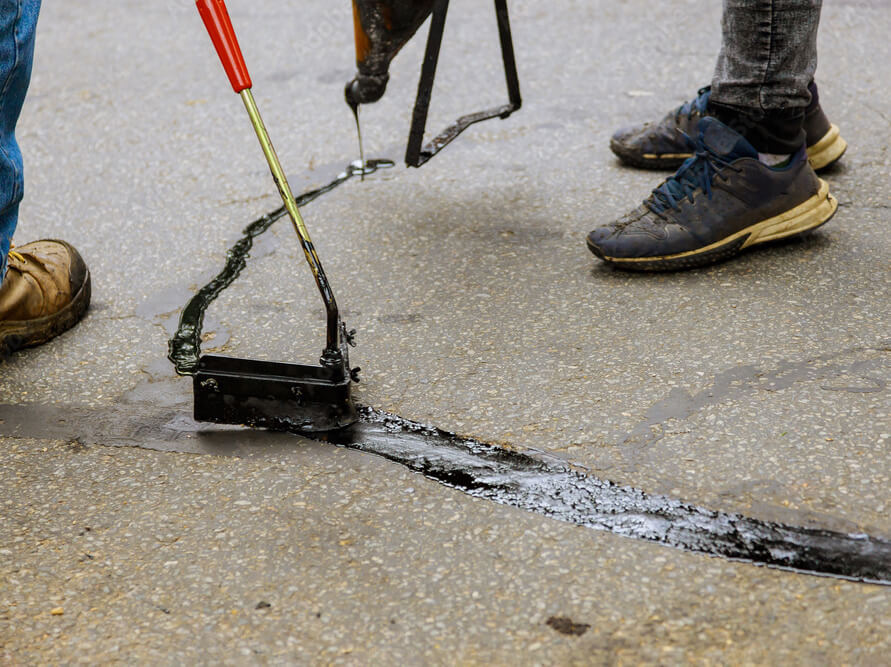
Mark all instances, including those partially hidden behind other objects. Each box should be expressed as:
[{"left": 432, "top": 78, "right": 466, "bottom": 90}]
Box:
[
  {"left": 646, "top": 138, "right": 740, "bottom": 215},
  {"left": 8, "top": 243, "right": 24, "bottom": 264}
]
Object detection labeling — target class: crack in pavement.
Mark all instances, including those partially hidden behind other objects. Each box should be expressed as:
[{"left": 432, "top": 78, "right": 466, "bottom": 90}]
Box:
[{"left": 619, "top": 343, "right": 890, "bottom": 448}]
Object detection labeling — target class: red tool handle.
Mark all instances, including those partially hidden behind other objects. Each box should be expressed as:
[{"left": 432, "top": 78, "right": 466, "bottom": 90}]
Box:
[{"left": 196, "top": 0, "right": 252, "bottom": 93}]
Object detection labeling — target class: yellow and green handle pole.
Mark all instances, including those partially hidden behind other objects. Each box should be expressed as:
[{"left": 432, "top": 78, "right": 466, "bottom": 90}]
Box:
[{"left": 196, "top": 0, "right": 343, "bottom": 363}]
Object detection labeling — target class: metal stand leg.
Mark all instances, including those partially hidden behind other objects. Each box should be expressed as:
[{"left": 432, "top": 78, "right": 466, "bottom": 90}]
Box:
[{"left": 405, "top": 0, "right": 522, "bottom": 168}]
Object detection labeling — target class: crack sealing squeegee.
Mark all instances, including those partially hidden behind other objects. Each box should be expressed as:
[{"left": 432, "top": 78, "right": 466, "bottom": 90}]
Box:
[{"left": 192, "top": 0, "right": 358, "bottom": 432}]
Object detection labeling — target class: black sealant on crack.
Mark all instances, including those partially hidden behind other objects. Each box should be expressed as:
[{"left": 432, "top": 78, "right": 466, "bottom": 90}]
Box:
[
  {"left": 328, "top": 407, "right": 891, "bottom": 585},
  {"left": 1, "top": 398, "right": 888, "bottom": 585}
]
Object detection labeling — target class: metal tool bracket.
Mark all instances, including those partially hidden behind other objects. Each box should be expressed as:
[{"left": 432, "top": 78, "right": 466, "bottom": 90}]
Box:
[
  {"left": 193, "top": 323, "right": 357, "bottom": 432},
  {"left": 405, "top": 0, "right": 522, "bottom": 168}
]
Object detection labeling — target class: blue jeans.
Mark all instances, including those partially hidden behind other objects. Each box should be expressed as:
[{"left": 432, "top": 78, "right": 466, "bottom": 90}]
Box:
[{"left": 0, "top": 0, "right": 40, "bottom": 285}]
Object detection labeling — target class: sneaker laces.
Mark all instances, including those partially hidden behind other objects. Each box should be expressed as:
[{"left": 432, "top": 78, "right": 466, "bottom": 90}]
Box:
[
  {"left": 674, "top": 86, "right": 711, "bottom": 123},
  {"left": 646, "top": 138, "right": 741, "bottom": 215}
]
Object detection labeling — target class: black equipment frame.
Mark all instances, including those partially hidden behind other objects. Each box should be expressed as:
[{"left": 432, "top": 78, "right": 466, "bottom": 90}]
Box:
[{"left": 405, "top": 0, "right": 522, "bottom": 168}]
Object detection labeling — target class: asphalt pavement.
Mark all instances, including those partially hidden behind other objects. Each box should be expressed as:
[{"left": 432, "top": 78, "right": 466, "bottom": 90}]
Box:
[{"left": 1, "top": 0, "right": 889, "bottom": 663}]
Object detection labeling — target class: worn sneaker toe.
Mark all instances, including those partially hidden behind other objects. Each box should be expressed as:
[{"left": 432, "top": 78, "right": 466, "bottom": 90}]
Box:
[{"left": 587, "top": 206, "right": 702, "bottom": 262}]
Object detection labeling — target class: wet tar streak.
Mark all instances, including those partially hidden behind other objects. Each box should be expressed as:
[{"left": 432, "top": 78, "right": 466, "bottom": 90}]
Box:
[
  {"left": 321, "top": 407, "right": 891, "bottom": 586},
  {"left": 167, "top": 158, "right": 394, "bottom": 375}
]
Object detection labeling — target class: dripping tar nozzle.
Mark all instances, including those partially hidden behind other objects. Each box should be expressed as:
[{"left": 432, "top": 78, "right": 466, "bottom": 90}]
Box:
[
  {"left": 344, "top": 73, "right": 390, "bottom": 109},
  {"left": 345, "top": 0, "right": 522, "bottom": 168}
]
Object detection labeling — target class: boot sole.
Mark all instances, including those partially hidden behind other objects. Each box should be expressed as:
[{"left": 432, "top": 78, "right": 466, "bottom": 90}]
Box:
[
  {"left": 0, "top": 269, "right": 91, "bottom": 356},
  {"left": 588, "top": 179, "right": 838, "bottom": 271},
  {"left": 612, "top": 124, "right": 847, "bottom": 173}
]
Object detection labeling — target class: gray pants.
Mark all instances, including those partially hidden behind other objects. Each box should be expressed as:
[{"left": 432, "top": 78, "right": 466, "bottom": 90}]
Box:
[
  {"left": 712, "top": 0, "right": 822, "bottom": 110},
  {"left": 708, "top": 0, "right": 822, "bottom": 152}
]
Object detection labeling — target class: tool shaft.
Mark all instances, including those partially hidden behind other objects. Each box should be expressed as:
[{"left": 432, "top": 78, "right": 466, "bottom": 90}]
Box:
[
  {"left": 196, "top": 0, "right": 341, "bottom": 358},
  {"left": 240, "top": 90, "right": 341, "bottom": 356},
  {"left": 240, "top": 90, "right": 310, "bottom": 242}
]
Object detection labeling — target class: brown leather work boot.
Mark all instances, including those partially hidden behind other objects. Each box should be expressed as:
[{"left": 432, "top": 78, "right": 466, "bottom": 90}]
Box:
[{"left": 0, "top": 239, "right": 91, "bottom": 356}]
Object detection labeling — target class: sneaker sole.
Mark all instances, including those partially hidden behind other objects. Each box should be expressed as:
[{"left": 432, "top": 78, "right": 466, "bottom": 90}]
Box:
[
  {"left": 806, "top": 124, "right": 847, "bottom": 171},
  {"left": 612, "top": 124, "right": 847, "bottom": 173},
  {"left": 588, "top": 179, "right": 838, "bottom": 271},
  {"left": 609, "top": 137, "right": 694, "bottom": 170},
  {"left": 0, "top": 269, "right": 91, "bottom": 356}
]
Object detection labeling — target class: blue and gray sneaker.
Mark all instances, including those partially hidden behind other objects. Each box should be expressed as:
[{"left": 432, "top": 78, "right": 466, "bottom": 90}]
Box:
[
  {"left": 587, "top": 117, "right": 838, "bottom": 271},
  {"left": 610, "top": 83, "right": 847, "bottom": 172}
]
